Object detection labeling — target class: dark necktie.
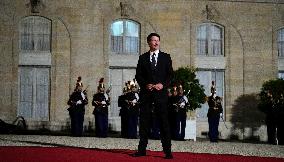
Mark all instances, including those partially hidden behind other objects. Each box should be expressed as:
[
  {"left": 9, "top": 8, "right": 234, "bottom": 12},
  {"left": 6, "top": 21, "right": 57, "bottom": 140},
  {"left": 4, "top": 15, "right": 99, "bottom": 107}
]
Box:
[{"left": 151, "top": 53, "right": 156, "bottom": 69}]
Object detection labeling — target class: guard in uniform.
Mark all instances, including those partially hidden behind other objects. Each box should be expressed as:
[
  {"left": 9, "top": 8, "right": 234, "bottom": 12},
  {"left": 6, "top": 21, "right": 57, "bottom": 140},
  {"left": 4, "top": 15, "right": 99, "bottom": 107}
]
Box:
[
  {"left": 125, "top": 80, "right": 139, "bottom": 138},
  {"left": 207, "top": 81, "right": 223, "bottom": 142},
  {"left": 264, "top": 90, "right": 284, "bottom": 145},
  {"left": 276, "top": 93, "right": 284, "bottom": 145},
  {"left": 175, "top": 85, "right": 189, "bottom": 140},
  {"left": 67, "top": 76, "right": 88, "bottom": 137},
  {"left": 168, "top": 85, "right": 178, "bottom": 139},
  {"left": 118, "top": 83, "right": 128, "bottom": 138},
  {"left": 92, "top": 78, "right": 110, "bottom": 137},
  {"left": 265, "top": 90, "right": 277, "bottom": 144}
]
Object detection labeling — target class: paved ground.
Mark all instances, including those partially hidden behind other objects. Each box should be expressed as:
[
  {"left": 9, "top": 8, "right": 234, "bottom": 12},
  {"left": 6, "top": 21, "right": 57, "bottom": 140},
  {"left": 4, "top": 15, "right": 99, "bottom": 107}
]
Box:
[{"left": 0, "top": 134, "right": 283, "bottom": 158}]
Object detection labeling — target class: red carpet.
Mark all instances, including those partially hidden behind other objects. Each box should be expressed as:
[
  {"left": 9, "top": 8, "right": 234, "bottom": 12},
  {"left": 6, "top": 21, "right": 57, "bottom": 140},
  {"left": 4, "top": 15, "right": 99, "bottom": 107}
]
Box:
[{"left": 0, "top": 146, "right": 283, "bottom": 162}]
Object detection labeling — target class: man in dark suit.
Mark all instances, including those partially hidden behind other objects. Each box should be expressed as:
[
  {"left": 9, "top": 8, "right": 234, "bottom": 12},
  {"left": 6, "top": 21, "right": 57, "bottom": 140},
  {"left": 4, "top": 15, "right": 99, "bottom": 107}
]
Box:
[{"left": 133, "top": 33, "right": 173, "bottom": 159}]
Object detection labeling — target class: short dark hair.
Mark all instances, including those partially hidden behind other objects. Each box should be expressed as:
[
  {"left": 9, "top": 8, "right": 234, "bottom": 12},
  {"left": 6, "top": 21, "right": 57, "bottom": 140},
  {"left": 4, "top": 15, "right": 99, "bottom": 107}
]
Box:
[{"left": 147, "top": 33, "right": 160, "bottom": 43}]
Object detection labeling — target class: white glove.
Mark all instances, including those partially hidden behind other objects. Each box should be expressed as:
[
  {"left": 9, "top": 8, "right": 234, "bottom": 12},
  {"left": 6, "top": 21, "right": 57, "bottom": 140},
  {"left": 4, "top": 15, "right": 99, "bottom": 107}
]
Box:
[
  {"left": 132, "top": 99, "right": 137, "bottom": 104},
  {"left": 180, "top": 102, "right": 185, "bottom": 108},
  {"left": 76, "top": 100, "right": 82, "bottom": 105},
  {"left": 101, "top": 101, "right": 106, "bottom": 105},
  {"left": 81, "top": 92, "right": 85, "bottom": 100}
]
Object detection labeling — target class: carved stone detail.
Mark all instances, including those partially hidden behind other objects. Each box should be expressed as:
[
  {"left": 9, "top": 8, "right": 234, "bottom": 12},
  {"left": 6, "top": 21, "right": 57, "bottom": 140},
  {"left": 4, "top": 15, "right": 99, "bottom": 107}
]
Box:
[
  {"left": 120, "top": 2, "right": 134, "bottom": 17},
  {"left": 26, "top": 0, "right": 45, "bottom": 13},
  {"left": 202, "top": 5, "right": 214, "bottom": 21}
]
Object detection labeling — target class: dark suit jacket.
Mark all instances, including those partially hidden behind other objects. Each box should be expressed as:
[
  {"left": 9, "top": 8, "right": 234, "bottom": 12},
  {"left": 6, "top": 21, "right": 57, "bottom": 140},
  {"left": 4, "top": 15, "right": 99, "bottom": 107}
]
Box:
[{"left": 135, "top": 51, "right": 173, "bottom": 102}]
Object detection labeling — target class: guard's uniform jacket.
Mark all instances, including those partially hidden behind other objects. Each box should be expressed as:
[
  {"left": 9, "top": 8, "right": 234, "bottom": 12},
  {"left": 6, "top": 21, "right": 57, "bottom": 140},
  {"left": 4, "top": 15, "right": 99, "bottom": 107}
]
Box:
[
  {"left": 92, "top": 93, "right": 109, "bottom": 114},
  {"left": 207, "top": 96, "right": 223, "bottom": 117},
  {"left": 68, "top": 91, "right": 88, "bottom": 112},
  {"left": 125, "top": 91, "right": 139, "bottom": 115}
]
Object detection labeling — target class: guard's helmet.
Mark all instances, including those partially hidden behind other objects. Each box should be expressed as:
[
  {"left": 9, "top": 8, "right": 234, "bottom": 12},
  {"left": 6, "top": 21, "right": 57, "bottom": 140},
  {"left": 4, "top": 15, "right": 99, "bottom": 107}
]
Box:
[{"left": 98, "top": 78, "right": 105, "bottom": 92}]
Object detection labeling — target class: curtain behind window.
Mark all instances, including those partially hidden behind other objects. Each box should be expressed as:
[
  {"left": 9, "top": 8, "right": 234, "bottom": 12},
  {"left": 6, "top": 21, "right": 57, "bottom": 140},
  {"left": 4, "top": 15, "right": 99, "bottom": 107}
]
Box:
[
  {"left": 197, "top": 23, "right": 222, "bottom": 56},
  {"left": 20, "top": 16, "right": 51, "bottom": 52},
  {"left": 278, "top": 28, "right": 284, "bottom": 57},
  {"left": 111, "top": 19, "right": 139, "bottom": 54}
]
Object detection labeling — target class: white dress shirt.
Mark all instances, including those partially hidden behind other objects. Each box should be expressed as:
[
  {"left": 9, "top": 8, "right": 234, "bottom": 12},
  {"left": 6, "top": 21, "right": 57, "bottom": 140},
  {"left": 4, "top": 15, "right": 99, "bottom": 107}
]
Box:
[{"left": 150, "top": 50, "right": 159, "bottom": 66}]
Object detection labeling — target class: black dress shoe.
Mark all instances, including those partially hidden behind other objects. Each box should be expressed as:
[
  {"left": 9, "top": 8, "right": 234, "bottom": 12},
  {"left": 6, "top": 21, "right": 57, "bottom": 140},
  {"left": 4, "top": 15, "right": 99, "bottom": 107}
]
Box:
[
  {"left": 132, "top": 151, "right": 146, "bottom": 157},
  {"left": 165, "top": 153, "right": 173, "bottom": 159}
]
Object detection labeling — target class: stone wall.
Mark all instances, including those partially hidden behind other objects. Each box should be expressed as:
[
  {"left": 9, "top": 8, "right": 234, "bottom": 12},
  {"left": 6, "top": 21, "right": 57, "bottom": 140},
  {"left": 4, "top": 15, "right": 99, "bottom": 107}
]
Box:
[{"left": 0, "top": 0, "right": 283, "bottom": 140}]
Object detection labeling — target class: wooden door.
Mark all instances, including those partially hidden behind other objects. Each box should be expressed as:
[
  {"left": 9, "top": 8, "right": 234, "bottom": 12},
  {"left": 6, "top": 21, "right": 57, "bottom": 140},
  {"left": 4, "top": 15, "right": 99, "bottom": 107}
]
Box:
[{"left": 18, "top": 67, "right": 49, "bottom": 121}]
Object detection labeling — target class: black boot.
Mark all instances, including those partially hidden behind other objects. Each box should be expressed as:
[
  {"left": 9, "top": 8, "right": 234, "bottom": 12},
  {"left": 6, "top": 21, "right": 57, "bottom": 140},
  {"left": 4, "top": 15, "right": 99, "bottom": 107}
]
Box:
[
  {"left": 165, "top": 153, "right": 173, "bottom": 159},
  {"left": 164, "top": 148, "right": 173, "bottom": 159},
  {"left": 132, "top": 150, "right": 146, "bottom": 157}
]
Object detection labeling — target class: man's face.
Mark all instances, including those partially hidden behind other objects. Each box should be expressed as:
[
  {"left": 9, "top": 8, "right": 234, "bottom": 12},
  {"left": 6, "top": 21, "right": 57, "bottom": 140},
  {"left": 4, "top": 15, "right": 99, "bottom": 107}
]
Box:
[
  {"left": 99, "top": 87, "right": 105, "bottom": 93},
  {"left": 77, "top": 85, "right": 83, "bottom": 92},
  {"left": 148, "top": 36, "right": 160, "bottom": 51},
  {"left": 131, "top": 87, "right": 136, "bottom": 92},
  {"left": 179, "top": 89, "right": 183, "bottom": 95},
  {"left": 173, "top": 90, "right": 178, "bottom": 96}
]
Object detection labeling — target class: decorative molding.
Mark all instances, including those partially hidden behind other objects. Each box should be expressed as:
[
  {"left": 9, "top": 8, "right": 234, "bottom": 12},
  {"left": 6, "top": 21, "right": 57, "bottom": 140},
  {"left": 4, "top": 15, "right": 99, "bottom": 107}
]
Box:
[
  {"left": 120, "top": 2, "right": 134, "bottom": 17},
  {"left": 109, "top": 54, "right": 139, "bottom": 67},
  {"left": 202, "top": 5, "right": 214, "bottom": 21},
  {"left": 195, "top": 56, "right": 226, "bottom": 70},
  {"left": 201, "top": 4, "right": 222, "bottom": 22},
  {"left": 25, "top": 0, "right": 45, "bottom": 13},
  {"left": 207, "top": 0, "right": 284, "bottom": 4},
  {"left": 278, "top": 58, "right": 284, "bottom": 71},
  {"left": 19, "top": 52, "right": 52, "bottom": 66}
]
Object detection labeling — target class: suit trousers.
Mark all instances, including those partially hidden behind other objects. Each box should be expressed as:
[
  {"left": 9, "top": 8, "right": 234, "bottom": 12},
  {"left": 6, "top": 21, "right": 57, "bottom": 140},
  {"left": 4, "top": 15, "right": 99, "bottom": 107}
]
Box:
[{"left": 138, "top": 99, "right": 171, "bottom": 154}]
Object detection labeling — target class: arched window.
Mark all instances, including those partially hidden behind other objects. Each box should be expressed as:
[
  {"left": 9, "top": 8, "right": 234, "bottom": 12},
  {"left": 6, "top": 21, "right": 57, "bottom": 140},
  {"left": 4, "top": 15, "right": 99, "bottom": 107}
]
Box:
[
  {"left": 111, "top": 19, "right": 140, "bottom": 54},
  {"left": 20, "top": 16, "right": 51, "bottom": 52},
  {"left": 278, "top": 28, "right": 284, "bottom": 57},
  {"left": 197, "top": 23, "right": 223, "bottom": 56}
]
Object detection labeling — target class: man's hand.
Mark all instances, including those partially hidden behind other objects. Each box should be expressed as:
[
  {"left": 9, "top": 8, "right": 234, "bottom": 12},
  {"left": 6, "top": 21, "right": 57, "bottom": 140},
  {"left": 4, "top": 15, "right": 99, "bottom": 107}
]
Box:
[
  {"left": 154, "top": 83, "right": 163, "bottom": 90},
  {"left": 146, "top": 84, "right": 154, "bottom": 91},
  {"left": 146, "top": 83, "right": 163, "bottom": 91}
]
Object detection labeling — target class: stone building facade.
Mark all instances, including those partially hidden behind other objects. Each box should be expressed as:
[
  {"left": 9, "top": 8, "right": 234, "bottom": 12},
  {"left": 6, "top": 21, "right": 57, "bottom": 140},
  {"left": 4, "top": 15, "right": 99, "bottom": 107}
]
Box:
[{"left": 0, "top": 0, "right": 283, "bottom": 141}]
